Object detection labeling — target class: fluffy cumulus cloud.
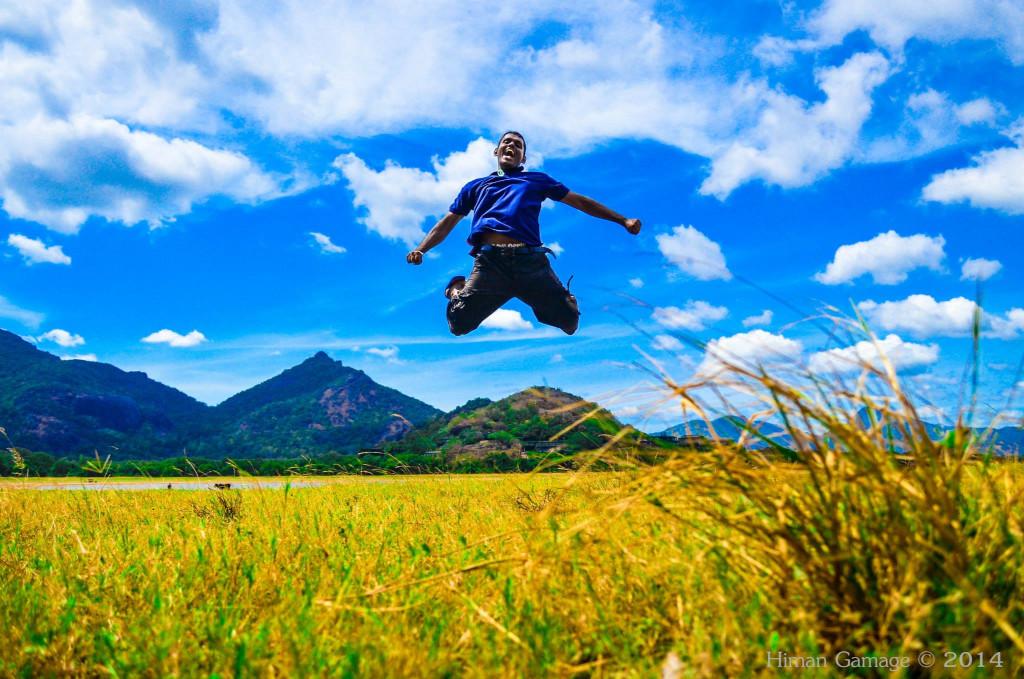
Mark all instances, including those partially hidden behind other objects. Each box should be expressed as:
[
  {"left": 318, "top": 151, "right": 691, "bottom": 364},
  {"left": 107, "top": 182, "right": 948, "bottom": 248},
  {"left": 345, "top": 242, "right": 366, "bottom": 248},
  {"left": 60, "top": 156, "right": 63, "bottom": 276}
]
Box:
[
  {"left": 335, "top": 138, "right": 495, "bottom": 245},
  {"left": 629, "top": 278, "right": 644, "bottom": 289},
  {"left": 922, "top": 127, "right": 1024, "bottom": 214},
  {"left": 758, "top": 0, "right": 1024, "bottom": 64},
  {"left": 0, "top": 294, "right": 44, "bottom": 328},
  {"left": 7, "top": 234, "right": 71, "bottom": 265},
  {"left": 204, "top": 0, "right": 568, "bottom": 137},
  {"left": 808, "top": 334, "right": 939, "bottom": 374},
  {"left": 858, "top": 294, "right": 1024, "bottom": 339},
  {"left": 655, "top": 225, "right": 731, "bottom": 281},
  {"left": 742, "top": 310, "right": 773, "bottom": 327},
  {"left": 858, "top": 295, "right": 977, "bottom": 337},
  {"left": 816, "top": 231, "right": 946, "bottom": 285},
  {"left": 961, "top": 257, "right": 1002, "bottom": 281},
  {"left": 0, "top": 2, "right": 296, "bottom": 232},
  {"left": 141, "top": 329, "right": 208, "bottom": 347},
  {"left": 652, "top": 334, "right": 685, "bottom": 352},
  {"left": 699, "top": 52, "right": 890, "bottom": 198},
  {"left": 2, "top": 0, "right": 1021, "bottom": 235},
  {"left": 0, "top": 116, "right": 282, "bottom": 233},
  {"left": 653, "top": 301, "right": 728, "bottom": 332},
  {"left": 863, "top": 91, "right": 1000, "bottom": 162},
  {"left": 36, "top": 328, "right": 85, "bottom": 347},
  {"left": 309, "top": 231, "right": 345, "bottom": 254},
  {"left": 697, "top": 329, "right": 804, "bottom": 377},
  {"left": 480, "top": 309, "right": 534, "bottom": 332}
]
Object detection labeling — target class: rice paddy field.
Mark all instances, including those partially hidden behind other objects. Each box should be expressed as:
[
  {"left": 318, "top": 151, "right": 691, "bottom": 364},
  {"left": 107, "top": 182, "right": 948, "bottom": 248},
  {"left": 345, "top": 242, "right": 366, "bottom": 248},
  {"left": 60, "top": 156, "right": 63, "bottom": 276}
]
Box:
[{"left": 2, "top": 457, "right": 1023, "bottom": 677}]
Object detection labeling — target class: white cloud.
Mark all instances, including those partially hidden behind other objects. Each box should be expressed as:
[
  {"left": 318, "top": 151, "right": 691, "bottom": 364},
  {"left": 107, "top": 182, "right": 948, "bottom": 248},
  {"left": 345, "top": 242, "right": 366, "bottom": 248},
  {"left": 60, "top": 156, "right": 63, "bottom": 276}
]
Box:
[
  {"left": 699, "top": 52, "right": 890, "bottom": 198},
  {"left": 141, "top": 329, "right": 208, "bottom": 348},
  {"left": 858, "top": 294, "right": 1024, "bottom": 339},
  {"left": 629, "top": 278, "right": 644, "bottom": 289},
  {"left": 0, "top": 1, "right": 306, "bottom": 233},
  {"left": 36, "top": 329, "right": 85, "bottom": 347},
  {"left": 922, "top": 134, "right": 1024, "bottom": 214},
  {"left": 808, "top": 334, "right": 939, "bottom": 374},
  {"left": 366, "top": 345, "right": 399, "bottom": 360},
  {"left": 0, "top": 294, "right": 44, "bottom": 329},
  {"left": 815, "top": 231, "right": 946, "bottom": 285},
  {"left": 0, "top": 116, "right": 282, "bottom": 233},
  {"left": 7, "top": 234, "right": 71, "bottom": 265},
  {"left": 862, "top": 91, "right": 1000, "bottom": 162},
  {"left": 550, "top": 353, "right": 565, "bottom": 363},
  {"left": 697, "top": 329, "right": 804, "bottom": 377},
  {"left": 61, "top": 353, "right": 98, "bottom": 362},
  {"left": 858, "top": 295, "right": 976, "bottom": 337},
  {"left": 203, "top": 1, "right": 570, "bottom": 137},
  {"left": 480, "top": 309, "right": 534, "bottom": 332},
  {"left": 989, "top": 309, "right": 1024, "bottom": 340},
  {"left": 310, "top": 231, "right": 346, "bottom": 254},
  {"left": 652, "top": 334, "right": 684, "bottom": 352},
  {"left": 655, "top": 225, "right": 731, "bottom": 281},
  {"left": 334, "top": 138, "right": 495, "bottom": 246},
  {"left": 956, "top": 98, "right": 999, "bottom": 126},
  {"left": 653, "top": 301, "right": 728, "bottom": 332},
  {"left": 547, "top": 242, "right": 564, "bottom": 256},
  {"left": 960, "top": 257, "right": 1002, "bottom": 281},
  {"left": 742, "top": 310, "right": 773, "bottom": 327},
  {"left": 0, "top": 0, "right": 1008, "bottom": 236},
  {"left": 759, "top": 0, "right": 1024, "bottom": 64},
  {"left": 0, "top": 0, "right": 211, "bottom": 131}
]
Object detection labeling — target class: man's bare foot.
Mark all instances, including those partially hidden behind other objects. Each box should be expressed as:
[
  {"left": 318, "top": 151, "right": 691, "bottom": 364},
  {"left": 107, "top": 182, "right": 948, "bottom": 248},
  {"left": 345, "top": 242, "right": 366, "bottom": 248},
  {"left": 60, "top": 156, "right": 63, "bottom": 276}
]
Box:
[{"left": 445, "top": 275, "right": 466, "bottom": 300}]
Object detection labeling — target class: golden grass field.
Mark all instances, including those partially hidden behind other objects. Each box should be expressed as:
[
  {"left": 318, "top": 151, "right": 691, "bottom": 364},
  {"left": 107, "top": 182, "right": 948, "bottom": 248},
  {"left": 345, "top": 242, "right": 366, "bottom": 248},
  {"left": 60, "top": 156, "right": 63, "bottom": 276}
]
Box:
[
  {"left": 1, "top": 457, "right": 1023, "bottom": 677},
  {"left": 3, "top": 327, "right": 1024, "bottom": 677},
  {"left": 1, "top": 473, "right": 693, "bottom": 677}
]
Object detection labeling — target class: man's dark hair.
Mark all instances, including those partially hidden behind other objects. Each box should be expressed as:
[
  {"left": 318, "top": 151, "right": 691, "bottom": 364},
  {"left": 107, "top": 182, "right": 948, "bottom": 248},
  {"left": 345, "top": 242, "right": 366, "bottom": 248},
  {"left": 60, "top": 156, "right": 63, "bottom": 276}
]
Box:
[{"left": 498, "top": 130, "right": 526, "bottom": 151}]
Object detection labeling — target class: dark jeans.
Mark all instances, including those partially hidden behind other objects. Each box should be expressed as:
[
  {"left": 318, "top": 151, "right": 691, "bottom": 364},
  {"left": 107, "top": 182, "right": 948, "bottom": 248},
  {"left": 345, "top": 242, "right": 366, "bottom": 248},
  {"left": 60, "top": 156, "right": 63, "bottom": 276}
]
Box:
[{"left": 447, "top": 251, "right": 580, "bottom": 336}]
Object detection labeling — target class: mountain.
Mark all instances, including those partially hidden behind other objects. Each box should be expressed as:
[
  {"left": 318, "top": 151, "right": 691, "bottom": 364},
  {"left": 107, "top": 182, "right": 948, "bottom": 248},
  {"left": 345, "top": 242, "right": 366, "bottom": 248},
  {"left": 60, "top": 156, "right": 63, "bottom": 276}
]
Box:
[
  {"left": 655, "top": 411, "right": 1024, "bottom": 454},
  {"left": 655, "top": 416, "right": 788, "bottom": 447},
  {"left": 389, "top": 386, "right": 634, "bottom": 458},
  {"left": 195, "top": 351, "right": 441, "bottom": 457},
  {"left": 0, "top": 329, "right": 206, "bottom": 457},
  {"left": 0, "top": 330, "right": 440, "bottom": 459}
]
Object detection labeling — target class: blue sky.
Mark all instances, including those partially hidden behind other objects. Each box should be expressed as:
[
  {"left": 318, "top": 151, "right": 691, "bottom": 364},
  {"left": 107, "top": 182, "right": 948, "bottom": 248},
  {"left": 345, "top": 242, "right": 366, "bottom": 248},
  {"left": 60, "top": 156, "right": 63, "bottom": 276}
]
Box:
[{"left": 2, "top": 0, "right": 1023, "bottom": 431}]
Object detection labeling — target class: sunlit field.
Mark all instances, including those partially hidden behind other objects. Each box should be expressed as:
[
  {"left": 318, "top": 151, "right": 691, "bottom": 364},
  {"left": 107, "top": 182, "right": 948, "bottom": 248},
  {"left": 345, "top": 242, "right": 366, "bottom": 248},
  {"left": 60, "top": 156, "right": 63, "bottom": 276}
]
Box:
[
  {"left": 1, "top": 473, "right": 687, "bottom": 676},
  {"left": 4, "top": 320, "right": 1024, "bottom": 677},
  {"left": 2, "top": 458, "right": 1023, "bottom": 677}
]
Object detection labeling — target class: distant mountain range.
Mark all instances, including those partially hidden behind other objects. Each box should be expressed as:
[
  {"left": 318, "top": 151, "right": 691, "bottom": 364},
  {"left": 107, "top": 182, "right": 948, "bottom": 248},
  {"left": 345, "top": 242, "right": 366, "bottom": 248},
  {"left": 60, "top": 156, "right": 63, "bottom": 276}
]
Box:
[
  {"left": 655, "top": 416, "right": 788, "bottom": 445},
  {"left": 3, "top": 327, "right": 1021, "bottom": 459},
  {"left": 0, "top": 329, "right": 438, "bottom": 459},
  {"left": 654, "top": 412, "right": 1024, "bottom": 454}
]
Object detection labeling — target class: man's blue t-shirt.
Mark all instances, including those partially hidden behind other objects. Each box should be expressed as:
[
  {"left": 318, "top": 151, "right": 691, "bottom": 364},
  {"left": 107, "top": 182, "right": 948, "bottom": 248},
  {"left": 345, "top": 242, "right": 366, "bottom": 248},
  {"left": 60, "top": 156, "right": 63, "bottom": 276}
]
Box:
[{"left": 449, "top": 169, "right": 570, "bottom": 248}]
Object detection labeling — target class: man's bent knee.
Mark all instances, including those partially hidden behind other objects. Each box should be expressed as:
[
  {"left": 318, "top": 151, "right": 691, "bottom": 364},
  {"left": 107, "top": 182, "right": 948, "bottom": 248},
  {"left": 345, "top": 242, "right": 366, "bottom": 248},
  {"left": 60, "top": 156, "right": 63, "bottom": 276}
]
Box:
[{"left": 447, "top": 306, "right": 482, "bottom": 336}]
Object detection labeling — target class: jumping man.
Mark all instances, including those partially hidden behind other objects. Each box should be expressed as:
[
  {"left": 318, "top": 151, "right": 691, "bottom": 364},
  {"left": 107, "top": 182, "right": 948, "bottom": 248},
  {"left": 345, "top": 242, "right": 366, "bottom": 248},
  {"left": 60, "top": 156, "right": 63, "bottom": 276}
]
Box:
[{"left": 406, "top": 131, "right": 641, "bottom": 336}]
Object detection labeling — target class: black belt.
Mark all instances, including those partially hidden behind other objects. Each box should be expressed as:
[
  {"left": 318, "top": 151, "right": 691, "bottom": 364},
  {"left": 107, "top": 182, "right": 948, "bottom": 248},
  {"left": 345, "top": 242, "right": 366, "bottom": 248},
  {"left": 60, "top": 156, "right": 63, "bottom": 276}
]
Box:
[{"left": 477, "top": 245, "right": 556, "bottom": 257}]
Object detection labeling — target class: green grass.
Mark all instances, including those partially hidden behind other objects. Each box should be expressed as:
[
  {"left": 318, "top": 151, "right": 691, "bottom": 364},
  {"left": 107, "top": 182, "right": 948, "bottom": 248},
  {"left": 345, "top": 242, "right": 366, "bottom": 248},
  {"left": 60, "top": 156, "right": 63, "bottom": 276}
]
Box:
[
  {"left": 3, "top": 321, "right": 1024, "bottom": 676},
  {"left": 0, "top": 474, "right": 698, "bottom": 676},
  {"left": 3, "top": 460, "right": 1022, "bottom": 676}
]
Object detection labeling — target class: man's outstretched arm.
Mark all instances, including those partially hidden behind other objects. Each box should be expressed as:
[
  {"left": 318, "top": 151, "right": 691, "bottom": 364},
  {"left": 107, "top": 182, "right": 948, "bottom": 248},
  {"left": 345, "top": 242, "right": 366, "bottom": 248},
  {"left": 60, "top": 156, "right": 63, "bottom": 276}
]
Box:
[
  {"left": 406, "top": 212, "right": 464, "bottom": 265},
  {"left": 558, "top": 191, "right": 641, "bottom": 235}
]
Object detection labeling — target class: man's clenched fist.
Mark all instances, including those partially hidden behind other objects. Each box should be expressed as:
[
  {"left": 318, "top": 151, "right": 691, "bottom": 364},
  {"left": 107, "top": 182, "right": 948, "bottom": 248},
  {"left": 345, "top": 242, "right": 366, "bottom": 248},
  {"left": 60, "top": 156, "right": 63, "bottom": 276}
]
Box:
[{"left": 406, "top": 250, "right": 424, "bottom": 265}]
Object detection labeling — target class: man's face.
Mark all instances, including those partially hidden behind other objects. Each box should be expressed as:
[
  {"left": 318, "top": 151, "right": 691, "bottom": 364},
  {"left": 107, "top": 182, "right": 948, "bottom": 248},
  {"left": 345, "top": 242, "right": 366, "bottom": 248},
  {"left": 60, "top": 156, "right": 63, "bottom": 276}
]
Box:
[{"left": 494, "top": 134, "right": 525, "bottom": 170}]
